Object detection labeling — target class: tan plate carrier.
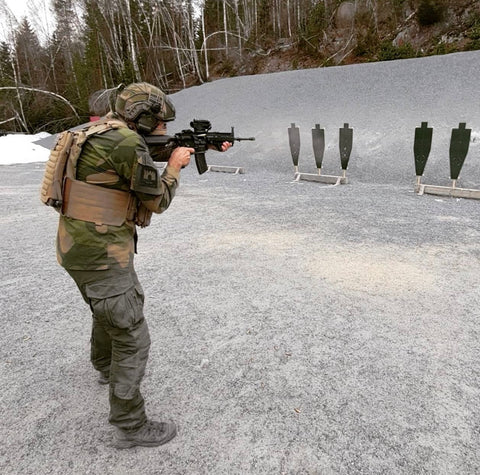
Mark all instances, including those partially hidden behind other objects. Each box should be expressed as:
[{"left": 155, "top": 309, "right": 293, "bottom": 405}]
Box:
[{"left": 41, "top": 119, "right": 151, "bottom": 227}]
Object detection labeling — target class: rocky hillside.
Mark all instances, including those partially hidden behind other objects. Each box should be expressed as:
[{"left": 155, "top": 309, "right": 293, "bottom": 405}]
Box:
[{"left": 210, "top": 0, "right": 480, "bottom": 78}]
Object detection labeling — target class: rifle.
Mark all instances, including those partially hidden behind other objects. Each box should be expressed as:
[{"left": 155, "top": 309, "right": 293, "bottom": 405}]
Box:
[{"left": 143, "top": 119, "right": 255, "bottom": 174}]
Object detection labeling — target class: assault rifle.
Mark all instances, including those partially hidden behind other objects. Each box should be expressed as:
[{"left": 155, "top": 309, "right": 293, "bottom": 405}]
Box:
[{"left": 144, "top": 119, "right": 255, "bottom": 174}]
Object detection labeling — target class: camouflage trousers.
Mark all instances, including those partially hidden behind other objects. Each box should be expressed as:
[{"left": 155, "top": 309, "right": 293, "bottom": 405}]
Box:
[{"left": 66, "top": 265, "right": 151, "bottom": 432}]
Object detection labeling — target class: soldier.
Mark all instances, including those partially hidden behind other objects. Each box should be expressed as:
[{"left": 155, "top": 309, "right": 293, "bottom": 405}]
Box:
[{"left": 56, "top": 82, "right": 231, "bottom": 449}]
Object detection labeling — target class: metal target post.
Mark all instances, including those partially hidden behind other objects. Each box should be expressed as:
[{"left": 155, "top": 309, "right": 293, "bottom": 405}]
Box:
[
  {"left": 312, "top": 124, "right": 325, "bottom": 175},
  {"left": 288, "top": 123, "right": 301, "bottom": 174},
  {"left": 413, "top": 122, "right": 433, "bottom": 187},
  {"left": 339, "top": 123, "right": 353, "bottom": 179},
  {"left": 449, "top": 122, "right": 471, "bottom": 188}
]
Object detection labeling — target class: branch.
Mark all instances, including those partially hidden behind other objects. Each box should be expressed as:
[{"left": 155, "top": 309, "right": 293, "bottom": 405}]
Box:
[
  {"left": 323, "top": 33, "right": 355, "bottom": 66},
  {"left": 0, "top": 116, "right": 17, "bottom": 126},
  {"left": 0, "top": 86, "right": 80, "bottom": 119}
]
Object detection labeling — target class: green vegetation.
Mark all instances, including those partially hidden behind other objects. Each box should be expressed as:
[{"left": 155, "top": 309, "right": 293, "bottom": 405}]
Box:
[
  {"left": 378, "top": 41, "right": 417, "bottom": 61},
  {"left": 417, "top": 0, "right": 446, "bottom": 26}
]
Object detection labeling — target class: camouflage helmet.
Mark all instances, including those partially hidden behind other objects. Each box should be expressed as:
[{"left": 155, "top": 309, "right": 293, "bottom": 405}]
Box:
[{"left": 115, "top": 82, "right": 175, "bottom": 134}]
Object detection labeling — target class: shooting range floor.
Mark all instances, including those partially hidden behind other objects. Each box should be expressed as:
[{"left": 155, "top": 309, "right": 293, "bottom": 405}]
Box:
[
  {"left": 1, "top": 156, "right": 479, "bottom": 474},
  {"left": 2, "top": 51, "right": 480, "bottom": 474}
]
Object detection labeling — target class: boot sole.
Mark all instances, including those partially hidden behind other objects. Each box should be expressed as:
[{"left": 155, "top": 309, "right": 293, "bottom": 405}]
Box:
[{"left": 113, "top": 428, "right": 177, "bottom": 449}]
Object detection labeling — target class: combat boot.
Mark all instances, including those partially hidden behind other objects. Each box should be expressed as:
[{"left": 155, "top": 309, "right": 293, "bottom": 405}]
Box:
[
  {"left": 113, "top": 420, "right": 177, "bottom": 449},
  {"left": 97, "top": 370, "right": 110, "bottom": 385}
]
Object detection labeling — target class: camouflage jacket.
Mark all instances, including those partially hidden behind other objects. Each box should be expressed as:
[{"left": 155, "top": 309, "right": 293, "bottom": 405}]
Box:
[{"left": 56, "top": 124, "right": 179, "bottom": 270}]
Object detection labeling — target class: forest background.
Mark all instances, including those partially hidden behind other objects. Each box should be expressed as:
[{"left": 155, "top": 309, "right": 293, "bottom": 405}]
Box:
[{"left": 0, "top": 0, "right": 479, "bottom": 135}]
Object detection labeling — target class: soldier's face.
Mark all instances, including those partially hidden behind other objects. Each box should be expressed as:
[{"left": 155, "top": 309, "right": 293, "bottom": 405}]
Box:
[{"left": 154, "top": 121, "right": 167, "bottom": 135}]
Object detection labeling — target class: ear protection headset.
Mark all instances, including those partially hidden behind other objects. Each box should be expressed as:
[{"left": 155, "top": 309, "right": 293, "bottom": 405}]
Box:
[{"left": 124, "top": 91, "right": 164, "bottom": 134}]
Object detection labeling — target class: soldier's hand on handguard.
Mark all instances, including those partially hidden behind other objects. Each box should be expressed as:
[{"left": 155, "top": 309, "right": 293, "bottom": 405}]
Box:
[
  {"left": 208, "top": 141, "right": 232, "bottom": 152},
  {"left": 168, "top": 146, "right": 194, "bottom": 171}
]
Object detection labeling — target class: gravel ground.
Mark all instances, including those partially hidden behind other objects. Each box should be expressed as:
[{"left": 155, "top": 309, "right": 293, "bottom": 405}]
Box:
[{"left": 1, "top": 52, "right": 480, "bottom": 474}]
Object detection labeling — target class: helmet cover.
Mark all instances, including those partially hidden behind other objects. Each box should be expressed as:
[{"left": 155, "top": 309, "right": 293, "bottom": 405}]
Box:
[{"left": 115, "top": 82, "right": 175, "bottom": 133}]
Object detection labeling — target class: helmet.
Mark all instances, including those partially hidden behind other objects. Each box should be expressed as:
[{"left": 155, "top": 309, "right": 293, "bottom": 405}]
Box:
[{"left": 115, "top": 82, "right": 176, "bottom": 134}]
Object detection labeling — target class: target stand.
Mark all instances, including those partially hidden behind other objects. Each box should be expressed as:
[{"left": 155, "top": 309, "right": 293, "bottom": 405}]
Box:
[
  {"left": 207, "top": 165, "right": 245, "bottom": 174},
  {"left": 414, "top": 122, "right": 480, "bottom": 200},
  {"left": 289, "top": 123, "right": 352, "bottom": 185}
]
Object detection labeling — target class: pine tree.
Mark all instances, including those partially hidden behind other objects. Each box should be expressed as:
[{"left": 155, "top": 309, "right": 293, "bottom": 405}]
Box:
[
  {"left": 0, "top": 41, "right": 13, "bottom": 86},
  {"left": 14, "top": 18, "right": 45, "bottom": 86}
]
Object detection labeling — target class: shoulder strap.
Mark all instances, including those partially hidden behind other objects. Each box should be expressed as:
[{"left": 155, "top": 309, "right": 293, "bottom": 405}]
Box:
[
  {"left": 65, "top": 119, "right": 129, "bottom": 180},
  {"left": 85, "top": 118, "right": 128, "bottom": 138}
]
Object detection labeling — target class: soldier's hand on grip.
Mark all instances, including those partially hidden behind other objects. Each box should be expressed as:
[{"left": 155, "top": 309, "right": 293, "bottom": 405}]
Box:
[
  {"left": 168, "top": 146, "right": 194, "bottom": 171},
  {"left": 208, "top": 141, "right": 232, "bottom": 152}
]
